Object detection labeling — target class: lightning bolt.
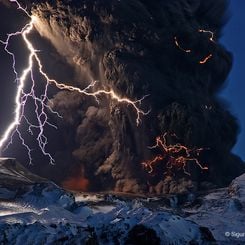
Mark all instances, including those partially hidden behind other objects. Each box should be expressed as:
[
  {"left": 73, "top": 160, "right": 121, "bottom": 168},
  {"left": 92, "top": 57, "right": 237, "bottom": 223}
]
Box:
[
  {"left": 199, "top": 53, "right": 213, "bottom": 64},
  {"left": 0, "top": 0, "right": 149, "bottom": 164},
  {"left": 198, "top": 29, "right": 215, "bottom": 43},
  {"left": 174, "top": 36, "right": 191, "bottom": 53},
  {"left": 141, "top": 133, "right": 208, "bottom": 177},
  {"left": 174, "top": 29, "right": 216, "bottom": 64}
]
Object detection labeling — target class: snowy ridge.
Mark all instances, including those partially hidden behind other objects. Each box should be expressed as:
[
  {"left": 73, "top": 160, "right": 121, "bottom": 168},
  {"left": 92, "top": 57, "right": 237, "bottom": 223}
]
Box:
[
  {"left": 0, "top": 159, "right": 244, "bottom": 244},
  {"left": 188, "top": 174, "right": 245, "bottom": 244},
  {"left": 0, "top": 184, "right": 215, "bottom": 244},
  {"left": 0, "top": 158, "right": 215, "bottom": 244}
]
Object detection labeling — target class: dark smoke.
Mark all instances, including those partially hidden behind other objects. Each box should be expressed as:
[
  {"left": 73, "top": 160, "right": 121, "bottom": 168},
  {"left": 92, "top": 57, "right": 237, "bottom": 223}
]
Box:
[
  {"left": 0, "top": 0, "right": 10, "bottom": 7},
  {"left": 12, "top": 0, "right": 245, "bottom": 193}
]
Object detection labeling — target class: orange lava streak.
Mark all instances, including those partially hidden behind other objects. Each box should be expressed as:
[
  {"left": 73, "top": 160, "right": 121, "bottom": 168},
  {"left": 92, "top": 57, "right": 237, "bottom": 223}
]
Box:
[{"left": 141, "top": 133, "right": 208, "bottom": 176}]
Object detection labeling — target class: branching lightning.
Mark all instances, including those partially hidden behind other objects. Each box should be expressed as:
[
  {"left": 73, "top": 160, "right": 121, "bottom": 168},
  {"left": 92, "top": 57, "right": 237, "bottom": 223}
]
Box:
[
  {"left": 198, "top": 29, "right": 215, "bottom": 43},
  {"left": 174, "top": 36, "right": 191, "bottom": 53},
  {"left": 199, "top": 53, "right": 213, "bottom": 64},
  {"left": 141, "top": 133, "right": 208, "bottom": 176},
  {"left": 0, "top": 0, "right": 149, "bottom": 164},
  {"left": 174, "top": 29, "right": 216, "bottom": 64}
]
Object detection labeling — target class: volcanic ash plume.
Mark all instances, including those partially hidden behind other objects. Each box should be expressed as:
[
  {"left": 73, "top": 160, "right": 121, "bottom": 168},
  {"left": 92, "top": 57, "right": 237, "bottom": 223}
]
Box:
[{"left": 18, "top": 0, "right": 245, "bottom": 193}]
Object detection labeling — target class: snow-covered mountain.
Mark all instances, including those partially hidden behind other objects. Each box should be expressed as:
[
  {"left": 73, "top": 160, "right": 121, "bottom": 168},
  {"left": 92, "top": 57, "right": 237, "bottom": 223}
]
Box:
[{"left": 0, "top": 158, "right": 244, "bottom": 244}]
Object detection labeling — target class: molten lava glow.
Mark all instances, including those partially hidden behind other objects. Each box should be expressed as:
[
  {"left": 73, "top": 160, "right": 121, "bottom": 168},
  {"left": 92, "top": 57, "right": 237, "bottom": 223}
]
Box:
[
  {"left": 174, "top": 29, "right": 215, "bottom": 64},
  {"left": 141, "top": 133, "right": 208, "bottom": 176},
  {"left": 0, "top": 0, "right": 148, "bottom": 164},
  {"left": 62, "top": 176, "right": 89, "bottom": 191}
]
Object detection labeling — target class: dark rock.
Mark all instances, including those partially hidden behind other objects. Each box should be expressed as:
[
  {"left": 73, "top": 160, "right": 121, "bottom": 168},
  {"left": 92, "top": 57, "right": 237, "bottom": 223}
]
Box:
[
  {"left": 125, "top": 225, "right": 161, "bottom": 245},
  {"left": 227, "top": 198, "right": 243, "bottom": 211},
  {"left": 199, "top": 226, "right": 216, "bottom": 243}
]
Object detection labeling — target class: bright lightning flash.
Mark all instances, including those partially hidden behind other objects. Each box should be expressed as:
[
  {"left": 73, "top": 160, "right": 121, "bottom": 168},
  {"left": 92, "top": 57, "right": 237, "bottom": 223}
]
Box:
[
  {"left": 174, "top": 36, "right": 191, "bottom": 53},
  {"left": 174, "top": 29, "right": 216, "bottom": 64},
  {"left": 0, "top": 0, "right": 149, "bottom": 164},
  {"left": 141, "top": 133, "right": 208, "bottom": 177}
]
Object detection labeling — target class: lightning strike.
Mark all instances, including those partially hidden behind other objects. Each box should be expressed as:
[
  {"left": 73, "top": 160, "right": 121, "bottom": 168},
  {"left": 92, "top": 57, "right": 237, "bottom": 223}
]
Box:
[
  {"left": 174, "top": 36, "right": 191, "bottom": 53},
  {"left": 199, "top": 53, "right": 213, "bottom": 64},
  {"left": 0, "top": 0, "right": 149, "bottom": 164},
  {"left": 174, "top": 29, "right": 216, "bottom": 64},
  {"left": 141, "top": 133, "right": 208, "bottom": 176},
  {"left": 198, "top": 29, "right": 215, "bottom": 43}
]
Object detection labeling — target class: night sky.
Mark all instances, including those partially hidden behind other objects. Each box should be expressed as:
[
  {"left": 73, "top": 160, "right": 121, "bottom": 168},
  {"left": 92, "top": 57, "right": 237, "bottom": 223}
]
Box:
[{"left": 221, "top": 0, "right": 245, "bottom": 160}]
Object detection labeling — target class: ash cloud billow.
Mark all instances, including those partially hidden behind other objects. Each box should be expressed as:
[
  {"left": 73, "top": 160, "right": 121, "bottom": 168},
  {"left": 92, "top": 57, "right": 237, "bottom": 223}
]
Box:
[{"left": 15, "top": 0, "right": 245, "bottom": 193}]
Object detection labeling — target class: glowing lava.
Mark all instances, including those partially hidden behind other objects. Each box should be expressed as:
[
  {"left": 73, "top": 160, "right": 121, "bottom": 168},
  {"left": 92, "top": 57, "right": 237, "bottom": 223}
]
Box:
[
  {"left": 0, "top": 0, "right": 148, "bottom": 164},
  {"left": 62, "top": 176, "right": 89, "bottom": 191},
  {"left": 141, "top": 133, "right": 208, "bottom": 176}
]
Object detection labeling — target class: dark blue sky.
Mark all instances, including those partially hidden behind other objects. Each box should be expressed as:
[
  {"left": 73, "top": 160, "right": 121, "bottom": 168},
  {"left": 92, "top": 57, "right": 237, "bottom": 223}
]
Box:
[{"left": 221, "top": 0, "right": 245, "bottom": 160}]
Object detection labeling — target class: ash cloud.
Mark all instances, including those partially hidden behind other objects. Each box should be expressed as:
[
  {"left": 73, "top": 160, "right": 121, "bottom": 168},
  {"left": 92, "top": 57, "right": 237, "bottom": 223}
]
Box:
[
  {"left": 15, "top": 0, "right": 245, "bottom": 193},
  {"left": 0, "top": 0, "right": 10, "bottom": 7}
]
